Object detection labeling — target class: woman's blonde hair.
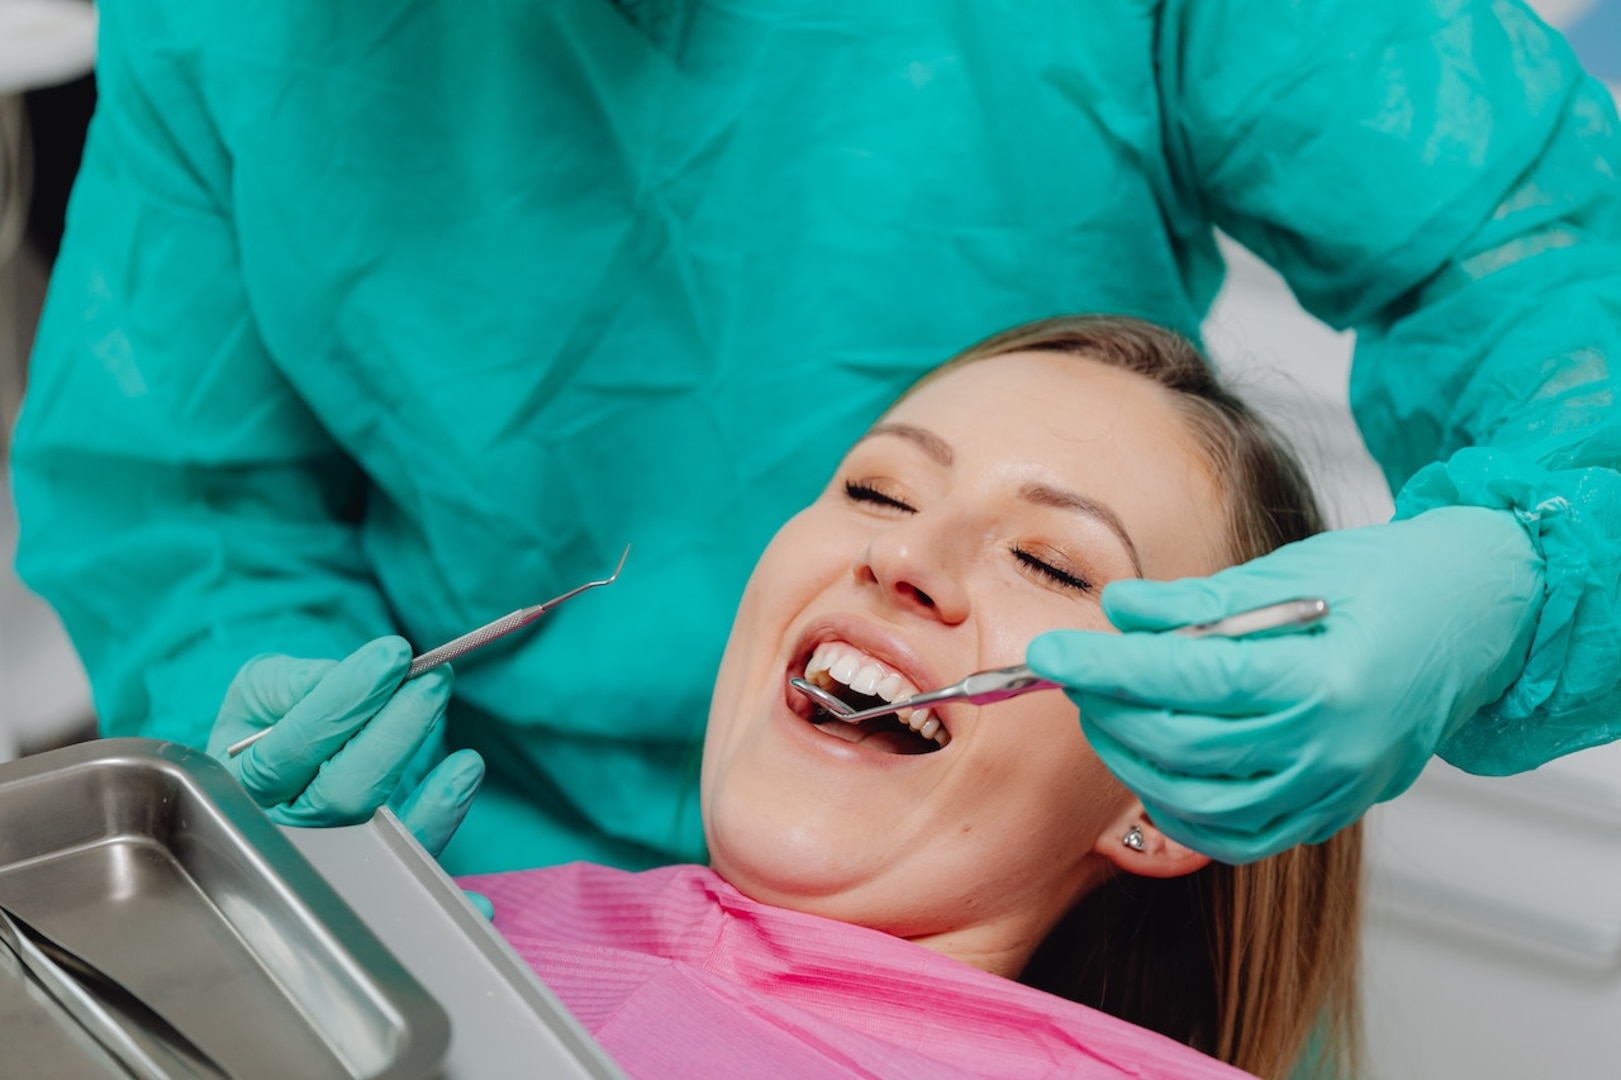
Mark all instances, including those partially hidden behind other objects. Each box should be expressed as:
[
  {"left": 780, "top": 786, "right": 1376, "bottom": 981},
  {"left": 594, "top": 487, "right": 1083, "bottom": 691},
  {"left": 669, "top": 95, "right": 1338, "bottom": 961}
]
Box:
[{"left": 916, "top": 315, "right": 1361, "bottom": 1080}]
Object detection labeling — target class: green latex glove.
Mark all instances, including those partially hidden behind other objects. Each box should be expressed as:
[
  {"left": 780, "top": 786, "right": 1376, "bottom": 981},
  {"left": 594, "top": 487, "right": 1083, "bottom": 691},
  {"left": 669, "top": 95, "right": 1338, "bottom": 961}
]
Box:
[
  {"left": 207, "top": 637, "right": 485, "bottom": 857},
  {"left": 463, "top": 890, "right": 496, "bottom": 921},
  {"left": 1025, "top": 507, "right": 1544, "bottom": 864}
]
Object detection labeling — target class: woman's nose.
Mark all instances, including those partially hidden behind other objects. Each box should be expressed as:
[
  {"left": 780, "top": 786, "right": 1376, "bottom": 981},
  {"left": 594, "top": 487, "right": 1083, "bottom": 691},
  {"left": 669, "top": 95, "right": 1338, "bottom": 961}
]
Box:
[{"left": 853, "top": 521, "right": 970, "bottom": 624}]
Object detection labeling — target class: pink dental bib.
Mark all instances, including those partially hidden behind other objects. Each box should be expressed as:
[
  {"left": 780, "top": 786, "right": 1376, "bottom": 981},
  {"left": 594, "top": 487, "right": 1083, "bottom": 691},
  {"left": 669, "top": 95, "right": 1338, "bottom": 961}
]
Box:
[{"left": 459, "top": 863, "right": 1252, "bottom": 1078}]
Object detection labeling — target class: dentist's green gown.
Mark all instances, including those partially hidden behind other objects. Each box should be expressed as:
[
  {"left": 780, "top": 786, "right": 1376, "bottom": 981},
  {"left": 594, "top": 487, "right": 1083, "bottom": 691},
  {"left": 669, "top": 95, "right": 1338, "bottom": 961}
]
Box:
[{"left": 13, "top": 0, "right": 1621, "bottom": 873}]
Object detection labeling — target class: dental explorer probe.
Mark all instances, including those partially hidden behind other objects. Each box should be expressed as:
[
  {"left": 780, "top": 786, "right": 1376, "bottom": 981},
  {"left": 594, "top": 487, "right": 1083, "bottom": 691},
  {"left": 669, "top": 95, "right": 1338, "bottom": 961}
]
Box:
[
  {"left": 791, "top": 596, "right": 1329, "bottom": 724},
  {"left": 226, "top": 545, "right": 631, "bottom": 758}
]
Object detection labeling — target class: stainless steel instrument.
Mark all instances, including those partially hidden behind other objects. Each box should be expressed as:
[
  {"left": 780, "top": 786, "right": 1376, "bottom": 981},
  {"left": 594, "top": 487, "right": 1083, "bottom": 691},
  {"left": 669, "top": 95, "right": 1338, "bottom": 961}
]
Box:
[
  {"left": 791, "top": 596, "right": 1330, "bottom": 724},
  {"left": 227, "top": 545, "right": 630, "bottom": 758},
  {"left": 0, "top": 903, "right": 228, "bottom": 1079}
]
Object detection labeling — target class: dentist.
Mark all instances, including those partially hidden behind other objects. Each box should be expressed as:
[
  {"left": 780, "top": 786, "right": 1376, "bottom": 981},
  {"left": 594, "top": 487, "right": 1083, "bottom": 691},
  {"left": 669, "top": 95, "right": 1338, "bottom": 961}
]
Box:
[{"left": 12, "top": 0, "right": 1621, "bottom": 868}]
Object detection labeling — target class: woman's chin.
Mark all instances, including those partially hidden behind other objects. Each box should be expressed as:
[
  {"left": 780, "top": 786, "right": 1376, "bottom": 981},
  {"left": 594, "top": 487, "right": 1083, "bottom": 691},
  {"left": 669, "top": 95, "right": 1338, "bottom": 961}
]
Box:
[{"left": 708, "top": 817, "right": 873, "bottom": 912}]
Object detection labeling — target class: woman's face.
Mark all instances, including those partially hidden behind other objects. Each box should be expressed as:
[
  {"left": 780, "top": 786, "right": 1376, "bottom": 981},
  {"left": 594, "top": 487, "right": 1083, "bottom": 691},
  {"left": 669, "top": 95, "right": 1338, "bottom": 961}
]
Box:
[{"left": 701, "top": 350, "right": 1232, "bottom": 973}]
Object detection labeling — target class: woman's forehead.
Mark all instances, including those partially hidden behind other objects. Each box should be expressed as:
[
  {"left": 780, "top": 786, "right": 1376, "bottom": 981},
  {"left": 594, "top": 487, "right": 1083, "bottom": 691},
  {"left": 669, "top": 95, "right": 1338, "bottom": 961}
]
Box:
[
  {"left": 885, "top": 351, "right": 1189, "bottom": 466},
  {"left": 898, "top": 349, "right": 1168, "bottom": 415}
]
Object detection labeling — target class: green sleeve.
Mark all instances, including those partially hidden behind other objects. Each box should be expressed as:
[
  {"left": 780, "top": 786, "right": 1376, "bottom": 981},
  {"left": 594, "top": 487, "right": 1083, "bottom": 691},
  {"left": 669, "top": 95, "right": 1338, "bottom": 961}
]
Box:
[
  {"left": 10, "top": 3, "right": 393, "bottom": 744},
  {"left": 1160, "top": 0, "right": 1621, "bottom": 772}
]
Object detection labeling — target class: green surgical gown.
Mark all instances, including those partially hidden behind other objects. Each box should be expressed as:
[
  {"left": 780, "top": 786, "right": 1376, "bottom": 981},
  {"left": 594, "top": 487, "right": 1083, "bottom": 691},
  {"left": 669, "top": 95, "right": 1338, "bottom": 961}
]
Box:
[{"left": 13, "top": 0, "right": 1621, "bottom": 873}]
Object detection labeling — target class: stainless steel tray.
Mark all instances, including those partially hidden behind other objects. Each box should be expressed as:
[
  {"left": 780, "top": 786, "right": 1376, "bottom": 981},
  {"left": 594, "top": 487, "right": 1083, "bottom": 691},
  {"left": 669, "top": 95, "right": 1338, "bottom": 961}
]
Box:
[
  {"left": 286, "top": 813, "right": 626, "bottom": 1080},
  {"left": 0, "top": 738, "right": 450, "bottom": 1079}
]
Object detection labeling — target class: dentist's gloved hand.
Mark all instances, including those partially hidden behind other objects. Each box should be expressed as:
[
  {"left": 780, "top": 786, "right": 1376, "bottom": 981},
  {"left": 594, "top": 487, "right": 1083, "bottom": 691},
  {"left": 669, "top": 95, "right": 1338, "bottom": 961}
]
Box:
[
  {"left": 1025, "top": 507, "right": 1544, "bottom": 864},
  {"left": 207, "top": 636, "right": 485, "bottom": 857}
]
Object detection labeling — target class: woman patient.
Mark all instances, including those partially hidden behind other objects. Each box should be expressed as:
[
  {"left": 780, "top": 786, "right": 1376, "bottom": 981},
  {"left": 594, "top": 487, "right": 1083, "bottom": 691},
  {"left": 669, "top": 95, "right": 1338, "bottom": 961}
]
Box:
[{"left": 460, "top": 316, "right": 1362, "bottom": 1079}]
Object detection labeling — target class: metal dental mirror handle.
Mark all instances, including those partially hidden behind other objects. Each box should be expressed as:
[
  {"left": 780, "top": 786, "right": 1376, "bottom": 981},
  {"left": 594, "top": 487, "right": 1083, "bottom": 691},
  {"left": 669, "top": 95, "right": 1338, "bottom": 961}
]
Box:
[
  {"left": 791, "top": 596, "right": 1330, "bottom": 723},
  {"left": 226, "top": 545, "right": 630, "bottom": 757}
]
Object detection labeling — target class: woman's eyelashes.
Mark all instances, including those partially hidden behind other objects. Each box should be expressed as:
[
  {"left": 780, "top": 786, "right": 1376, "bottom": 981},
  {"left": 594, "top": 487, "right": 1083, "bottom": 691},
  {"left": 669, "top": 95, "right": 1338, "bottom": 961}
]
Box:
[
  {"left": 844, "top": 477, "right": 1096, "bottom": 593},
  {"left": 844, "top": 479, "right": 916, "bottom": 513},
  {"left": 1011, "top": 545, "right": 1094, "bottom": 593}
]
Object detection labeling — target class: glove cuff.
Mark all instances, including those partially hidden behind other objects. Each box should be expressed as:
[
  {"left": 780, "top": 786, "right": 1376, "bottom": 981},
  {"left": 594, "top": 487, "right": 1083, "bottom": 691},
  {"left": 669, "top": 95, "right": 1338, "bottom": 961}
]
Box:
[{"left": 1396, "top": 446, "right": 1621, "bottom": 772}]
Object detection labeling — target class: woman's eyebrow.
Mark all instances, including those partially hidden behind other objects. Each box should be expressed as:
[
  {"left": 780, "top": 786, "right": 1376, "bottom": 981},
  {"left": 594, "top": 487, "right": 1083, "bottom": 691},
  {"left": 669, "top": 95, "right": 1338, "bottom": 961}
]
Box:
[
  {"left": 861, "top": 422, "right": 954, "bottom": 466},
  {"left": 1019, "top": 482, "right": 1144, "bottom": 575}
]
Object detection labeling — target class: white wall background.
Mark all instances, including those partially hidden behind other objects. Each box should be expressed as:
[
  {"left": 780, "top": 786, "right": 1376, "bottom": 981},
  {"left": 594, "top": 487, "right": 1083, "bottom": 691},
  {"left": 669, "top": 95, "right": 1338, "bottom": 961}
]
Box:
[{"left": 0, "top": 0, "right": 98, "bottom": 760}]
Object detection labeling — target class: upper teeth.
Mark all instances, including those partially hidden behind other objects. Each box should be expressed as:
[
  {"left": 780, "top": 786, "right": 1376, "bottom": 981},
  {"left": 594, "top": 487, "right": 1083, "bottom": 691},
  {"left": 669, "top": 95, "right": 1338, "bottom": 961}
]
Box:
[{"left": 804, "top": 642, "right": 948, "bottom": 747}]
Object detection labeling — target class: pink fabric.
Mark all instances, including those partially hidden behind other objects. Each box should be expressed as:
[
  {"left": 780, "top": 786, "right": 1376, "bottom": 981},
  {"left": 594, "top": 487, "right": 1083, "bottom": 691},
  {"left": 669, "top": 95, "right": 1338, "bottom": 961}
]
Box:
[{"left": 459, "top": 863, "right": 1252, "bottom": 1079}]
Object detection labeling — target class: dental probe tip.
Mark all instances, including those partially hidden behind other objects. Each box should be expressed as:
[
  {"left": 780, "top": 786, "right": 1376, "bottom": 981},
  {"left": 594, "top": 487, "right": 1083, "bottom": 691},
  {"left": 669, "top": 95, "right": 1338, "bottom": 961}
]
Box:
[{"left": 229, "top": 544, "right": 633, "bottom": 758}]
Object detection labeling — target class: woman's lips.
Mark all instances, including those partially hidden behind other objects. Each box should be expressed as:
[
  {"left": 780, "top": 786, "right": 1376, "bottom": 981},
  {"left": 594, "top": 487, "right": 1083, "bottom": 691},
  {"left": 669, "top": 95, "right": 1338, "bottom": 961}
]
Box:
[
  {"left": 789, "top": 616, "right": 941, "bottom": 701},
  {"left": 775, "top": 615, "right": 960, "bottom": 756},
  {"left": 781, "top": 651, "right": 950, "bottom": 754},
  {"left": 776, "top": 682, "right": 947, "bottom": 761}
]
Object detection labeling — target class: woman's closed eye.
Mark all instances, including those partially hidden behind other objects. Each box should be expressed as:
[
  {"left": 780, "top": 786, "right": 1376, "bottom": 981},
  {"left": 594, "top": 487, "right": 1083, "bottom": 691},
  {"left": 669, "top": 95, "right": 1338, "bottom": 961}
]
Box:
[
  {"left": 1011, "top": 545, "right": 1094, "bottom": 593},
  {"left": 844, "top": 479, "right": 916, "bottom": 513}
]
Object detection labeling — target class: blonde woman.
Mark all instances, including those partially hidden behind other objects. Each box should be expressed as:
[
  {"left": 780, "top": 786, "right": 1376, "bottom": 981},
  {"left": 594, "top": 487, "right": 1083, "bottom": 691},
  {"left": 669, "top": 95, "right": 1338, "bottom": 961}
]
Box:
[{"left": 463, "top": 317, "right": 1361, "bottom": 1079}]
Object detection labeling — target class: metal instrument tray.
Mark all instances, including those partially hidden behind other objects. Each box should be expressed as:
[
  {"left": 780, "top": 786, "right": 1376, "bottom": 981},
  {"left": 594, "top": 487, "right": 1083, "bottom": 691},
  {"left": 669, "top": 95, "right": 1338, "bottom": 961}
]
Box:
[
  {"left": 286, "top": 812, "right": 625, "bottom": 1079},
  {"left": 0, "top": 738, "right": 449, "bottom": 1079}
]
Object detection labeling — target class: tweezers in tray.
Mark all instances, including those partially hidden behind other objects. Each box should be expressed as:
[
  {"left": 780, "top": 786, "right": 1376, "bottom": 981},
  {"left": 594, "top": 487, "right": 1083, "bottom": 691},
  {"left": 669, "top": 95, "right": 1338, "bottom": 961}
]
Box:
[{"left": 0, "top": 738, "right": 449, "bottom": 1079}]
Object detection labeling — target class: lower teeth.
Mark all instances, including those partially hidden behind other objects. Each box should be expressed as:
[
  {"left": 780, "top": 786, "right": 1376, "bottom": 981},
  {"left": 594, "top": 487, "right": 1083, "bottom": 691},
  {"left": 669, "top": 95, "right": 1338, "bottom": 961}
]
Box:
[{"left": 810, "top": 708, "right": 938, "bottom": 751}]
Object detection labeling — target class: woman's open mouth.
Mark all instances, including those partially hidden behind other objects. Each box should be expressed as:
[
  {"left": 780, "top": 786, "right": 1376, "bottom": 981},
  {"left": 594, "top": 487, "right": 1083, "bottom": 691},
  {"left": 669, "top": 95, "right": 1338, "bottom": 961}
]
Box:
[{"left": 792, "top": 641, "right": 948, "bottom": 755}]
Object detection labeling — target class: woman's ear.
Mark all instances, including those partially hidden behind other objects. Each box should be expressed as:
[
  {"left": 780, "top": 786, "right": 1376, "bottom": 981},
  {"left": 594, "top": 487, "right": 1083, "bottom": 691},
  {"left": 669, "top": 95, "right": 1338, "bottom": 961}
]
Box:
[{"left": 1092, "top": 802, "right": 1210, "bottom": 880}]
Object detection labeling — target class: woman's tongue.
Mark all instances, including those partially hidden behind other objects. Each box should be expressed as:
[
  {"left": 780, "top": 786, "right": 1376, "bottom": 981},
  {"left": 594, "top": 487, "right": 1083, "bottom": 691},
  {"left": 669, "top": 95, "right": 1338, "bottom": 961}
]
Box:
[{"left": 814, "top": 713, "right": 934, "bottom": 755}]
